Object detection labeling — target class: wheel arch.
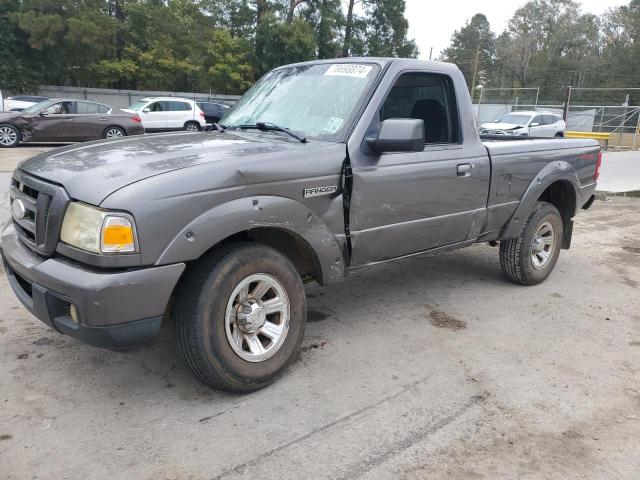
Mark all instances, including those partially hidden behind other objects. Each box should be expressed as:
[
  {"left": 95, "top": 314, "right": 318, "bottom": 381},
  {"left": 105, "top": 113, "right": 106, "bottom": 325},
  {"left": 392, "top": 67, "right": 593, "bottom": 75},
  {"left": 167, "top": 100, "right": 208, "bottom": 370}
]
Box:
[
  {"left": 156, "top": 196, "right": 346, "bottom": 285},
  {"left": 502, "top": 161, "right": 579, "bottom": 240}
]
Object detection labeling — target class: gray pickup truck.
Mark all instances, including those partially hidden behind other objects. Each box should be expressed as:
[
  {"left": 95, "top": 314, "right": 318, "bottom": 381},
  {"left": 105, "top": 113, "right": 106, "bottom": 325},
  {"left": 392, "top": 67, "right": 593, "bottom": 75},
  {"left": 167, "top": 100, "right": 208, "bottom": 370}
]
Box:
[{"left": 1, "top": 58, "right": 600, "bottom": 392}]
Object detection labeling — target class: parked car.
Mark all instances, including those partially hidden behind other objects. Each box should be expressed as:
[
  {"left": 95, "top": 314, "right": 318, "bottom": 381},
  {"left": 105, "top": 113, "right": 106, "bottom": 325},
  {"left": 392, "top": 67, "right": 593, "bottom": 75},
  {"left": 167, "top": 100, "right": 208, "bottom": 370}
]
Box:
[
  {"left": 480, "top": 111, "right": 567, "bottom": 137},
  {"left": 196, "top": 101, "right": 230, "bottom": 124},
  {"left": 0, "top": 99, "right": 144, "bottom": 147},
  {"left": 123, "top": 97, "right": 206, "bottom": 132},
  {"left": 1, "top": 94, "right": 49, "bottom": 112},
  {"left": 1, "top": 59, "right": 600, "bottom": 392}
]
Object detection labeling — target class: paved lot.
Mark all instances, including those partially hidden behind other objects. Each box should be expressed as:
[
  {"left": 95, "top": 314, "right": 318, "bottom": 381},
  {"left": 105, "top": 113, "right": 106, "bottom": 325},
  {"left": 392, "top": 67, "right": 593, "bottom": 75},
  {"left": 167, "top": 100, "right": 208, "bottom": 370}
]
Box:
[
  {"left": 1, "top": 144, "right": 640, "bottom": 479},
  {"left": 597, "top": 151, "right": 640, "bottom": 193}
]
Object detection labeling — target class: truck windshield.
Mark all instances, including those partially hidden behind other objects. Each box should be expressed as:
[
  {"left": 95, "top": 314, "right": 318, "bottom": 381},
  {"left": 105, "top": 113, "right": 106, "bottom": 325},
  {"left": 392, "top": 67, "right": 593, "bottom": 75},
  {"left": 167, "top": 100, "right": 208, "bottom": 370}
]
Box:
[{"left": 221, "top": 63, "right": 380, "bottom": 142}]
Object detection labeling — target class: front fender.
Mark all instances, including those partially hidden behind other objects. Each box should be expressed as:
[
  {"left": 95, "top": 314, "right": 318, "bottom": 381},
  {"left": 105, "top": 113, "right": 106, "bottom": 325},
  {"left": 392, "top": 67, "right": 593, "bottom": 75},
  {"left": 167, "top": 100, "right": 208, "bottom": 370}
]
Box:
[
  {"left": 502, "top": 160, "right": 580, "bottom": 239},
  {"left": 155, "top": 196, "right": 345, "bottom": 284}
]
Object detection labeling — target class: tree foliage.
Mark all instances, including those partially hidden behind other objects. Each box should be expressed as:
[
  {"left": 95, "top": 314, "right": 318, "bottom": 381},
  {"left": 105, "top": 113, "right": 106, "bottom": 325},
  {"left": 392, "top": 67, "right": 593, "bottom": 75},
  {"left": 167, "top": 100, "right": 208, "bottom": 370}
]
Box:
[
  {"left": 440, "top": 0, "right": 639, "bottom": 102},
  {"left": 0, "top": 0, "right": 418, "bottom": 93}
]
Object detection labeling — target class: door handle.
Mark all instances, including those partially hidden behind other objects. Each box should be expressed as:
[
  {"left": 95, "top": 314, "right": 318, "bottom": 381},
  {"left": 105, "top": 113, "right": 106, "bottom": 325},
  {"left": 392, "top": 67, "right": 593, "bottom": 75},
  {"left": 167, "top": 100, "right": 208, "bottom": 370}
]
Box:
[
  {"left": 457, "top": 163, "right": 472, "bottom": 177},
  {"left": 98, "top": 117, "right": 108, "bottom": 121}
]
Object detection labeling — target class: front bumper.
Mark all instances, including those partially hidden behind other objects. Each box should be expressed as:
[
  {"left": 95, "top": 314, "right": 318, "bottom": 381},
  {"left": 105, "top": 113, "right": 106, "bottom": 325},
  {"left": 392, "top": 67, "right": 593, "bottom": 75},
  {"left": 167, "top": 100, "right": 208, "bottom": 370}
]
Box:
[{"left": 1, "top": 223, "right": 185, "bottom": 351}]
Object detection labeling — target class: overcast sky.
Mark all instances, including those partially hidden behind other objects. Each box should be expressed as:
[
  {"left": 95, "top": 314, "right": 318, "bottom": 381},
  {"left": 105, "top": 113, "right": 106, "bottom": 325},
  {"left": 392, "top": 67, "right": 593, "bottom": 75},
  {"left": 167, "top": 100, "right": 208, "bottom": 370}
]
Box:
[{"left": 405, "top": 0, "right": 629, "bottom": 60}]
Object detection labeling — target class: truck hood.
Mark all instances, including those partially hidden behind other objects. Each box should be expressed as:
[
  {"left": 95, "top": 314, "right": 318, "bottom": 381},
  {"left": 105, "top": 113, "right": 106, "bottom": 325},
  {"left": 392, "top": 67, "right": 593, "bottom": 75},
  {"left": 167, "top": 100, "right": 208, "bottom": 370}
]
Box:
[
  {"left": 19, "top": 131, "right": 321, "bottom": 205},
  {"left": 480, "top": 122, "right": 525, "bottom": 131}
]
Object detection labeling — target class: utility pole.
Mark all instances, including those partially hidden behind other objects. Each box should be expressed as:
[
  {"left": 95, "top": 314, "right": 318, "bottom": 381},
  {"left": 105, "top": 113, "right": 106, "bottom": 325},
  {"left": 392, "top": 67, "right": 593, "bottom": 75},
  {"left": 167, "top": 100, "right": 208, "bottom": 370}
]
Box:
[
  {"left": 562, "top": 86, "right": 572, "bottom": 122},
  {"left": 470, "top": 46, "right": 481, "bottom": 99},
  {"left": 429, "top": 47, "right": 433, "bottom": 61}
]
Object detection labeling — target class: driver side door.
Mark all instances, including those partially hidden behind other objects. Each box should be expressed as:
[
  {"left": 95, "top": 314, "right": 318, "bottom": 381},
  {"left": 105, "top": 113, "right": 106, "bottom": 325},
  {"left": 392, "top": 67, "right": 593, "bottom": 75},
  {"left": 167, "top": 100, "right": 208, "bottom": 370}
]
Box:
[
  {"left": 347, "top": 70, "right": 491, "bottom": 266},
  {"left": 139, "top": 101, "right": 167, "bottom": 131},
  {"left": 30, "top": 101, "right": 77, "bottom": 141}
]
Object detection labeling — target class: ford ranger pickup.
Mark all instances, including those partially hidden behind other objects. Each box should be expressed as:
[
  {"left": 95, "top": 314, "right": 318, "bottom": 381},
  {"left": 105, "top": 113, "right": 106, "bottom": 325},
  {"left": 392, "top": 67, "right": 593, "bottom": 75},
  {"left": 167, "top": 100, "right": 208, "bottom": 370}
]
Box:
[{"left": 1, "top": 58, "right": 600, "bottom": 392}]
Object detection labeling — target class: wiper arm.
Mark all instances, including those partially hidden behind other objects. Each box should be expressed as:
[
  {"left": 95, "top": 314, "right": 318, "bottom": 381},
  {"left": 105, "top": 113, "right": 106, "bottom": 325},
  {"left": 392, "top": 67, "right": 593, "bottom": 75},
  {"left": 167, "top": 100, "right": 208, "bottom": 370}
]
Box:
[{"left": 227, "top": 122, "right": 307, "bottom": 143}]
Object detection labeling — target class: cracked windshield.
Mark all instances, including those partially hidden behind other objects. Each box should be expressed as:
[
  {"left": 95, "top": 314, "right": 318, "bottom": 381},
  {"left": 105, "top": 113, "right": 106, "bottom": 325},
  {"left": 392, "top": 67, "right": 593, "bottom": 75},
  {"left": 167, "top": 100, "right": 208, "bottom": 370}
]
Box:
[{"left": 221, "top": 63, "right": 380, "bottom": 141}]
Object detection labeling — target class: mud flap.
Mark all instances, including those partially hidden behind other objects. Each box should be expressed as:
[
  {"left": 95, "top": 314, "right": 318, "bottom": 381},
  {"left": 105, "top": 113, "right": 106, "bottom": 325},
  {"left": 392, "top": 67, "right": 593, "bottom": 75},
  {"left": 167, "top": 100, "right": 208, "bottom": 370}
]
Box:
[{"left": 562, "top": 219, "right": 573, "bottom": 249}]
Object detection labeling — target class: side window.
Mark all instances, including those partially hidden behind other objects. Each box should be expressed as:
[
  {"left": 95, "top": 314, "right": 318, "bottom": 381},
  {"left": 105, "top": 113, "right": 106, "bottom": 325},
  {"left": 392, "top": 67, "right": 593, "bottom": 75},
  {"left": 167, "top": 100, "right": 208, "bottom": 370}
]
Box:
[
  {"left": 76, "top": 102, "right": 101, "bottom": 114},
  {"left": 169, "top": 101, "right": 191, "bottom": 111},
  {"left": 380, "top": 72, "right": 460, "bottom": 144},
  {"left": 542, "top": 115, "right": 554, "bottom": 125},
  {"left": 97, "top": 104, "right": 110, "bottom": 114},
  {"left": 149, "top": 102, "right": 164, "bottom": 112},
  {"left": 43, "top": 101, "right": 74, "bottom": 115},
  {"left": 532, "top": 115, "right": 544, "bottom": 126}
]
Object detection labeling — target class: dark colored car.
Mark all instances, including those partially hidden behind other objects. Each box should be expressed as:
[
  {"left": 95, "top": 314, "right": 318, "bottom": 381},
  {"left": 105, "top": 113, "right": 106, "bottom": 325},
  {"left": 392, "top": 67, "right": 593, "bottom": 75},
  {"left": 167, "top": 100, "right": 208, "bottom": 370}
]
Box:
[
  {"left": 196, "top": 101, "right": 230, "bottom": 123},
  {"left": 0, "top": 99, "right": 145, "bottom": 148}
]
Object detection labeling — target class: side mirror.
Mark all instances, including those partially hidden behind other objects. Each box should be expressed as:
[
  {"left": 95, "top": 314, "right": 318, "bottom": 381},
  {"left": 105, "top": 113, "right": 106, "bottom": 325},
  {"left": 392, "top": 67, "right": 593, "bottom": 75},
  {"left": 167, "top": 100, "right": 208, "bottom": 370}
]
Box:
[
  {"left": 366, "top": 118, "right": 425, "bottom": 154},
  {"left": 39, "top": 111, "right": 49, "bottom": 117},
  {"left": 142, "top": 108, "right": 150, "bottom": 113},
  {"left": 530, "top": 122, "right": 540, "bottom": 127}
]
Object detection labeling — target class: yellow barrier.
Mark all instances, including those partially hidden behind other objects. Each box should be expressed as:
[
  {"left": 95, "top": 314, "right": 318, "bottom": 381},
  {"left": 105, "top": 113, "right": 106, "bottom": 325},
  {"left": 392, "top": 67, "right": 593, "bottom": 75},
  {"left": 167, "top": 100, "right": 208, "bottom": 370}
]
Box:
[{"left": 565, "top": 131, "right": 611, "bottom": 150}]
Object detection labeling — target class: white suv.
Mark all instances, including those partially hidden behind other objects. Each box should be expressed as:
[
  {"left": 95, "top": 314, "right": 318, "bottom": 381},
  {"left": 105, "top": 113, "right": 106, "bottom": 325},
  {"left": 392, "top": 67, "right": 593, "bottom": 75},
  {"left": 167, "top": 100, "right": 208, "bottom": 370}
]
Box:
[
  {"left": 480, "top": 111, "right": 567, "bottom": 138},
  {"left": 123, "top": 97, "right": 206, "bottom": 132}
]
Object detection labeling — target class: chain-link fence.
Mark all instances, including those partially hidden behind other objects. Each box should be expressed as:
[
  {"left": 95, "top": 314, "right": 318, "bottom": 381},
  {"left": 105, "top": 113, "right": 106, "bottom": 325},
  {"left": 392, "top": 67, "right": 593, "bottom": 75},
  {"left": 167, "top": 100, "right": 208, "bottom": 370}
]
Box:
[
  {"left": 35, "top": 85, "right": 241, "bottom": 110},
  {"left": 475, "top": 86, "right": 640, "bottom": 150}
]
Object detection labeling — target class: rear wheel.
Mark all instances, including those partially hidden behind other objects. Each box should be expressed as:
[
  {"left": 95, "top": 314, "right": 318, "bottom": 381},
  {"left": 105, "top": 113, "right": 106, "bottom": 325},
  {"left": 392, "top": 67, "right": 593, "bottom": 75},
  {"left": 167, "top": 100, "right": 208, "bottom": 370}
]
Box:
[
  {"left": 103, "top": 126, "right": 125, "bottom": 139},
  {"left": 499, "top": 201, "right": 563, "bottom": 285},
  {"left": 0, "top": 124, "right": 20, "bottom": 148},
  {"left": 184, "top": 121, "right": 201, "bottom": 132},
  {"left": 175, "top": 243, "right": 306, "bottom": 392}
]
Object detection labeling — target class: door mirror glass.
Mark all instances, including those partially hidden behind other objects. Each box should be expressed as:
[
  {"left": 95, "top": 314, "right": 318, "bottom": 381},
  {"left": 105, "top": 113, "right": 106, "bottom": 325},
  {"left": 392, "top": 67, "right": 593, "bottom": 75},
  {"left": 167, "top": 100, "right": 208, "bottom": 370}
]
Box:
[{"left": 366, "top": 118, "right": 425, "bottom": 154}]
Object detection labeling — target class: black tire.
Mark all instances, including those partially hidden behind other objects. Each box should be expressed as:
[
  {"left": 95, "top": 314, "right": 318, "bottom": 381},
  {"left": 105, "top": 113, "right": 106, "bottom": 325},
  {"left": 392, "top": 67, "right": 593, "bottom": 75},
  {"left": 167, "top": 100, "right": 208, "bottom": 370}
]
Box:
[
  {"left": 174, "top": 243, "right": 306, "bottom": 392},
  {"left": 0, "top": 124, "right": 21, "bottom": 148},
  {"left": 555, "top": 132, "right": 564, "bottom": 138},
  {"left": 103, "top": 126, "right": 125, "bottom": 139},
  {"left": 499, "top": 201, "right": 563, "bottom": 286},
  {"left": 184, "top": 121, "right": 201, "bottom": 132}
]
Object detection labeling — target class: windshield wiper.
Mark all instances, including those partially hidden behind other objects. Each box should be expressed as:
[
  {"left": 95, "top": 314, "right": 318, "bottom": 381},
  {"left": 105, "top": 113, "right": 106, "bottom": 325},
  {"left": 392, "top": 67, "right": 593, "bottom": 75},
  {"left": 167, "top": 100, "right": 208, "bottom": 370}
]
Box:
[{"left": 224, "top": 122, "right": 307, "bottom": 143}]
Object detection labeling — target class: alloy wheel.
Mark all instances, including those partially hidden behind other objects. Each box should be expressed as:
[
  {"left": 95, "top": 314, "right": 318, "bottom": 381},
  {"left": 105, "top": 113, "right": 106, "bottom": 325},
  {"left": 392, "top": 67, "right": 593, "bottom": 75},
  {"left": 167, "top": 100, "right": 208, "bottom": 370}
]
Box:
[
  {"left": 0, "top": 126, "right": 18, "bottom": 146},
  {"left": 224, "top": 273, "right": 290, "bottom": 363},
  {"left": 531, "top": 221, "right": 555, "bottom": 270}
]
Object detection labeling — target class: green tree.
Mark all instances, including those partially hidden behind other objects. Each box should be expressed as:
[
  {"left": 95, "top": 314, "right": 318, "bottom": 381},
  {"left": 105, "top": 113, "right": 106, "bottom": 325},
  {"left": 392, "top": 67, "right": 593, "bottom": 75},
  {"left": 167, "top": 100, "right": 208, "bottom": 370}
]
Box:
[
  {"left": 303, "top": 0, "right": 343, "bottom": 58},
  {"left": 363, "top": 0, "right": 418, "bottom": 57},
  {"left": 601, "top": 0, "right": 640, "bottom": 89},
  {"left": 441, "top": 14, "right": 495, "bottom": 93},
  {"left": 0, "top": 0, "right": 39, "bottom": 92},
  {"left": 254, "top": 14, "right": 317, "bottom": 75}
]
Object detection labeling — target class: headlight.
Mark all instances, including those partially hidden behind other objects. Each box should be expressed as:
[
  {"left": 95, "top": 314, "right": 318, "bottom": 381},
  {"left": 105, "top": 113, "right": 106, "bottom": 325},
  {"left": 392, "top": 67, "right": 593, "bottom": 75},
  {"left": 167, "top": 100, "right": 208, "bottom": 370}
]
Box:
[{"left": 60, "top": 202, "right": 137, "bottom": 254}]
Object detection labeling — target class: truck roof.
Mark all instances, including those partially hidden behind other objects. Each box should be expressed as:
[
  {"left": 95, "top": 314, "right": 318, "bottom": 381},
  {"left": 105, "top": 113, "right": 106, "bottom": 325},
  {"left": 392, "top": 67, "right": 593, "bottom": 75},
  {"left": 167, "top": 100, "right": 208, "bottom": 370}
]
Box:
[{"left": 279, "top": 57, "right": 461, "bottom": 75}]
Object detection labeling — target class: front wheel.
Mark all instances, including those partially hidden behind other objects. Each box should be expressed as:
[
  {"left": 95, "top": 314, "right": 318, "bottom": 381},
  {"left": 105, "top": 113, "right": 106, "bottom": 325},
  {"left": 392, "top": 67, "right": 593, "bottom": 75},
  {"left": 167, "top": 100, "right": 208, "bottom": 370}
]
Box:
[
  {"left": 175, "top": 243, "right": 306, "bottom": 392},
  {"left": 0, "top": 124, "right": 21, "bottom": 148},
  {"left": 499, "top": 201, "right": 563, "bottom": 285}
]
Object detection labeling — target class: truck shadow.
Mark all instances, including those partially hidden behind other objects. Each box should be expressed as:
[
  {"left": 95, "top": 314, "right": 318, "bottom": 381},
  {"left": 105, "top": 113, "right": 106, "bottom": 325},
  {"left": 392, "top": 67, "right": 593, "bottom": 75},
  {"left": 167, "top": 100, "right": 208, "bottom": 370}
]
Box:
[
  {"left": 18, "top": 244, "right": 507, "bottom": 407},
  {"left": 72, "top": 245, "right": 505, "bottom": 399}
]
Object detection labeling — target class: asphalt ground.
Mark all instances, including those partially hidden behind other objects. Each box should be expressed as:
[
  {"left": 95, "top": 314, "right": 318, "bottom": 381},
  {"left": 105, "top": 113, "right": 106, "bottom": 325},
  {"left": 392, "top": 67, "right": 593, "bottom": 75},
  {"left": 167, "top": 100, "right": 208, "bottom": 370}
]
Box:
[{"left": 1, "top": 145, "right": 639, "bottom": 479}]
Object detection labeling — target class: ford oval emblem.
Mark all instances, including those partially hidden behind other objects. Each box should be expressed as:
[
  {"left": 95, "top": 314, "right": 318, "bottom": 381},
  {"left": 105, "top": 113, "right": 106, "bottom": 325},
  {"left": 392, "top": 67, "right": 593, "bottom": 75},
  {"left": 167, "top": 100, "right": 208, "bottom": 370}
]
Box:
[{"left": 12, "top": 199, "right": 26, "bottom": 220}]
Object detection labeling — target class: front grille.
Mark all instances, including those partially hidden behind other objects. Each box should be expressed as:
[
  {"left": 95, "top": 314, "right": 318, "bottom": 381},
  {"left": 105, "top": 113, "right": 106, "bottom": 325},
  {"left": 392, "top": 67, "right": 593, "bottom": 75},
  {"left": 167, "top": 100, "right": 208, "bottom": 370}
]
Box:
[
  {"left": 480, "top": 129, "right": 508, "bottom": 135},
  {"left": 9, "top": 171, "right": 69, "bottom": 256}
]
